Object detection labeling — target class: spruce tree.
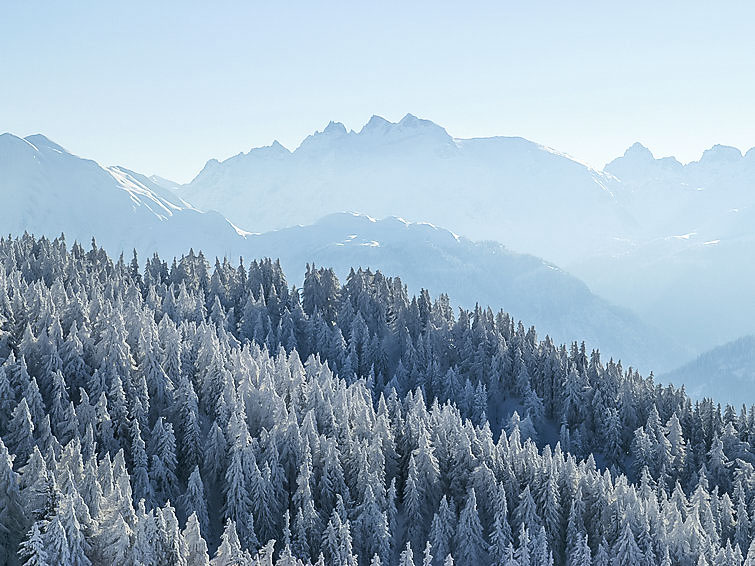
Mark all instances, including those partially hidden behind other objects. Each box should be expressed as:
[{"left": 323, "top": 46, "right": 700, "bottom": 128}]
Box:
[
  {"left": 180, "top": 466, "right": 209, "bottom": 535},
  {"left": 6, "top": 399, "right": 35, "bottom": 466},
  {"left": 0, "top": 437, "right": 26, "bottom": 562},
  {"left": 454, "top": 489, "right": 486, "bottom": 566},
  {"left": 612, "top": 523, "right": 644, "bottom": 566},
  {"left": 18, "top": 520, "right": 49, "bottom": 566}
]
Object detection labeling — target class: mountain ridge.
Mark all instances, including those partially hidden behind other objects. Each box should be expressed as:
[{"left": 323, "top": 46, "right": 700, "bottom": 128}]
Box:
[
  {"left": 0, "top": 132, "right": 687, "bottom": 372},
  {"left": 661, "top": 335, "right": 755, "bottom": 404},
  {"left": 242, "top": 212, "right": 688, "bottom": 372},
  {"left": 173, "top": 116, "right": 627, "bottom": 266},
  {"left": 0, "top": 132, "right": 248, "bottom": 261},
  {"left": 168, "top": 115, "right": 755, "bottom": 360}
]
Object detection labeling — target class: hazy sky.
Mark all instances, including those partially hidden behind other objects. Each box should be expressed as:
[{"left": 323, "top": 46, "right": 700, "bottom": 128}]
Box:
[{"left": 2, "top": 1, "right": 754, "bottom": 182}]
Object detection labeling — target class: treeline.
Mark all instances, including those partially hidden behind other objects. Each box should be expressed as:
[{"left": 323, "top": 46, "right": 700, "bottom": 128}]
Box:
[{"left": 0, "top": 233, "right": 753, "bottom": 565}]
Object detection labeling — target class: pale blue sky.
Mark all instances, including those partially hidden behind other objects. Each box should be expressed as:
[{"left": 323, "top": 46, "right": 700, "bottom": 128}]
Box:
[{"left": 2, "top": 1, "right": 753, "bottom": 182}]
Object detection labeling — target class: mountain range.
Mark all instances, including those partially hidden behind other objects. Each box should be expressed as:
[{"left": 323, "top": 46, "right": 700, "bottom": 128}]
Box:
[
  {"left": 176, "top": 114, "right": 628, "bottom": 266},
  {"left": 0, "top": 130, "right": 686, "bottom": 372},
  {"left": 576, "top": 142, "right": 755, "bottom": 351},
  {"left": 3, "top": 116, "right": 755, "bottom": 382},
  {"left": 172, "top": 115, "right": 755, "bottom": 354}
]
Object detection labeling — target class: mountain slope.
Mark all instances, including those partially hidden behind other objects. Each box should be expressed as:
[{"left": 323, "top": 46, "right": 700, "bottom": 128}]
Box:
[
  {"left": 0, "top": 131, "right": 688, "bottom": 372},
  {"left": 176, "top": 114, "right": 631, "bottom": 266},
  {"left": 244, "top": 213, "right": 689, "bottom": 372},
  {"left": 172, "top": 118, "right": 755, "bottom": 356},
  {"left": 661, "top": 335, "right": 755, "bottom": 403},
  {"left": 571, "top": 143, "right": 755, "bottom": 351},
  {"left": 0, "top": 133, "right": 247, "bottom": 261},
  {"left": 568, "top": 231, "right": 755, "bottom": 353}
]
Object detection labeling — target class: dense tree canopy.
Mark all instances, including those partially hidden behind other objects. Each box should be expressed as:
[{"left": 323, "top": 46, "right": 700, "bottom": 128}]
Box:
[{"left": 0, "top": 234, "right": 753, "bottom": 565}]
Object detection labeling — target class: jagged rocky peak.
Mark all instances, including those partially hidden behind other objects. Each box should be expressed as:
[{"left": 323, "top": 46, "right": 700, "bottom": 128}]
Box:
[
  {"left": 360, "top": 114, "right": 392, "bottom": 133},
  {"left": 605, "top": 141, "right": 683, "bottom": 181},
  {"left": 623, "top": 141, "right": 654, "bottom": 160}
]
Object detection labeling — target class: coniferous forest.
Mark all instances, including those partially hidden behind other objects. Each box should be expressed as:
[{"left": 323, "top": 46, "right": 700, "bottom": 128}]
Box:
[{"left": 2, "top": 234, "right": 755, "bottom": 566}]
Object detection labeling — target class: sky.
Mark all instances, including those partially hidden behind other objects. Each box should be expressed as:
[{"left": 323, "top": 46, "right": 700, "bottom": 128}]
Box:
[{"left": 2, "top": 1, "right": 754, "bottom": 183}]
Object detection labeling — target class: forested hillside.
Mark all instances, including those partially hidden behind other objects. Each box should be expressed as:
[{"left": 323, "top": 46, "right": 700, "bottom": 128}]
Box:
[{"left": 1, "top": 234, "right": 754, "bottom": 565}]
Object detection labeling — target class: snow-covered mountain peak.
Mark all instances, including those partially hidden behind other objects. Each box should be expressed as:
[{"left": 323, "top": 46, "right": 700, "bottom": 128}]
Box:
[
  {"left": 269, "top": 140, "right": 289, "bottom": 152},
  {"left": 192, "top": 158, "right": 222, "bottom": 183},
  {"left": 176, "top": 115, "right": 629, "bottom": 264},
  {"left": 246, "top": 140, "right": 292, "bottom": 158},
  {"left": 374, "top": 113, "right": 451, "bottom": 141},
  {"left": 624, "top": 142, "right": 654, "bottom": 160},
  {"left": 296, "top": 120, "right": 350, "bottom": 152},
  {"left": 606, "top": 142, "right": 683, "bottom": 182},
  {"left": 0, "top": 132, "right": 65, "bottom": 155},
  {"left": 360, "top": 114, "right": 392, "bottom": 133},
  {"left": 0, "top": 132, "right": 37, "bottom": 155},
  {"left": 1, "top": 132, "right": 69, "bottom": 157},
  {"left": 398, "top": 112, "right": 435, "bottom": 129},
  {"left": 605, "top": 143, "right": 658, "bottom": 173},
  {"left": 23, "top": 133, "right": 68, "bottom": 153},
  {"left": 323, "top": 120, "right": 348, "bottom": 135},
  {"left": 297, "top": 114, "right": 452, "bottom": 152},
  {"left": 350, "top": 114, "right": 450, "bottom": 143},
  {"left": 0, "top": 132, "right": 248, "bottom": 260},
  {"left": 696, "top": 144, "right": 742, "bottom": 165}
]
